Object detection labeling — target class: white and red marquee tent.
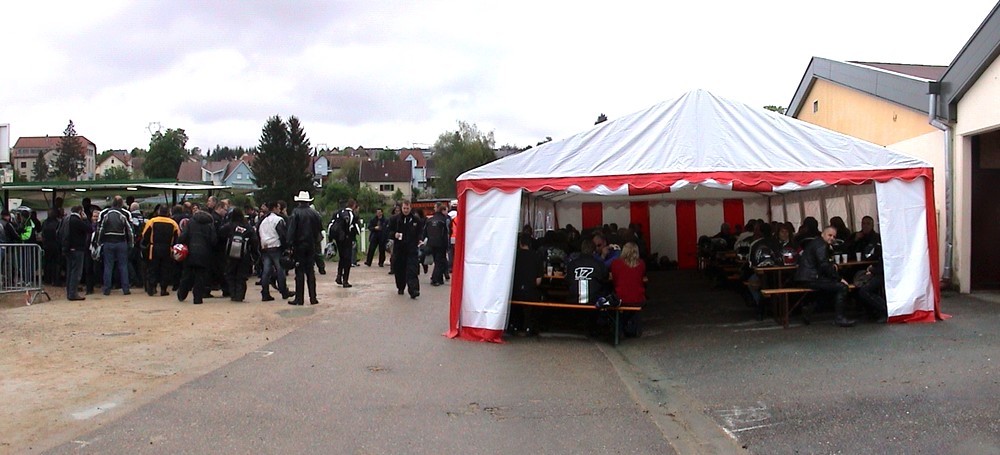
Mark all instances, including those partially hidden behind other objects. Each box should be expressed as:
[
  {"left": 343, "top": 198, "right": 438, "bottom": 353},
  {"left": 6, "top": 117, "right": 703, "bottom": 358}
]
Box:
[{"left": 447, "top": 90, "right": 942, "bottom": 343}]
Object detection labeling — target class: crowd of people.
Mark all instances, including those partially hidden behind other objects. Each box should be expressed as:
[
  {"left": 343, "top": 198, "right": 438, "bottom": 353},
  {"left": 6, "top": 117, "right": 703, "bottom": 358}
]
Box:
[
  {"left": 6, "top": 191, "right": 461, "bottom": 308},
  {"left": 704, "top": 215, "right": 885, "bottom": 327},
  {"left": 509, "top": 222, "right": 650, "bottom": 338}
]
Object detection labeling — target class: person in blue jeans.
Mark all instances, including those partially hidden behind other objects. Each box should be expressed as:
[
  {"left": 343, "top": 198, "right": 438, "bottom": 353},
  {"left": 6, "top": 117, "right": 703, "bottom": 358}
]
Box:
[{"left": 94, "top": 196, "right": 135, "bottom": 296}]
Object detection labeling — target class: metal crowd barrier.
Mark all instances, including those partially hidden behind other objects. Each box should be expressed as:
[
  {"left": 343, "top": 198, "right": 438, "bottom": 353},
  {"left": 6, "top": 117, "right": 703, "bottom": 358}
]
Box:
[{"left": 0, "top": 243, "right": 51, "bottom": 305}]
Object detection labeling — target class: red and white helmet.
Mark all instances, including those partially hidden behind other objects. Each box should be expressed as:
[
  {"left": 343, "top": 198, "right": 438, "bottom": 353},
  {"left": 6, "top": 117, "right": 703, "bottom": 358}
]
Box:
[{"left": 171, "top": 243, "right": 189, "bottom": 262}]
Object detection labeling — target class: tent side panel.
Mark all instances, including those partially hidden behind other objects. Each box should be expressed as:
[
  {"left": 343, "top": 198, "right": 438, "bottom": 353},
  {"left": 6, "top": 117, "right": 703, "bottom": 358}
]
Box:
[
  {"left": 676, "top": 201, "right": 698, "bottom": 269},
  {"left": 582, "top": 202, "right": 603, "bottom": 229},
  {"left": 458, "top": 189, "right": 521, "bottom": 342},
  {"left": 875, "top": 179, "right": 936, "bottom": 319},
  {"left": 744, "top": 198, "right": 768, "bottom": 224},
  {"left": 630, "top": 201, "right": 651, "bottom": 245},
  {"left": 650, "top": 201, "right": 678, "bottom": 265},
  {"left": 603, "top": 201, "right": 630, "bottom": 230},
  {"left": 723, "top": 199, "right": 745, "bottom": 229}
]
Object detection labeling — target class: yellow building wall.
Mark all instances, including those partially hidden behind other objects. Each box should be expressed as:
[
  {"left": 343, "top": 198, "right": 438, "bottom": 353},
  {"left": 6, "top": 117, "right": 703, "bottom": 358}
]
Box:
[{"left": 794, "top": 79, "right": 936, "bottom": 146}]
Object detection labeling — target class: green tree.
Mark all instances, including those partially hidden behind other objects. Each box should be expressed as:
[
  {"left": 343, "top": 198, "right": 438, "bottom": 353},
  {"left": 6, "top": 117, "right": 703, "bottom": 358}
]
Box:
[
  {"left": 31, "top": 152, "right": 50, "bottom": 181},
  {"left": 51, "top": 120, "right": 85, "bottom": 180},
  {"left": 392, "top": 188, "right": 405, "bottom": 202},
  {"left": 314, "top": 180, "right": 354, "bottom": 215},
  {"left": 99, "top": 166, "right": 131, "bottom": 181},
  {"left": 336, "top": 158, "right": 361, "bottom": 189},
  {"left": 286, "top": 116, "right": 315, "bottom": 194},
  {"left": 208, "top": 145, "right": 254, "bottom": 161},
  {"left": 376, "top": 149, "right": 397, "bottom": 161},
  {"left": 356, "top": 185, "right": 387, "bottom": 214},
  {"left": 431, "top": 121, "right": 497, "bottom": 198},
  {"left": 763, "top": 105, "right": 786, "bottom": 114},
  {"left": 144, "top": 128, "right": 189, "bottom": 179},
  {"left": 251, "top": 115, "right": 314, "bottom": 204}
]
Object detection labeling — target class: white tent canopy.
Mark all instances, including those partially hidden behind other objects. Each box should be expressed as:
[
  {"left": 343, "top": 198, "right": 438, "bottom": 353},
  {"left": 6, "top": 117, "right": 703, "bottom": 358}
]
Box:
[{"left": 448, "top": 90, "right": 941, "bottom": 343}]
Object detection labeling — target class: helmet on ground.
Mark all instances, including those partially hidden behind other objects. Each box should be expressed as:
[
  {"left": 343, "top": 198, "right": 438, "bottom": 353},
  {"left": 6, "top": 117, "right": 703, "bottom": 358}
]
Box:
[{"left": 171, "top": 243, "right": 189, "bottom": 262}]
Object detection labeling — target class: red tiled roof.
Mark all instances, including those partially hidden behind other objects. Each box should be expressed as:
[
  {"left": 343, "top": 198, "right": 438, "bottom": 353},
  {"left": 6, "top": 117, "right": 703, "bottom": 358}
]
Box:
[
  {"left": 177, "top": 161, "right": 202, "bottom": 182},
  {"left": 327, "top": 155, "right": 360, "bottom": 169},
  {"left": 849, "top": 62, "right": 948, "bottom": 81},
  {"left": 398, "top": 148, "right": 428, "bottom": 168},
  {"left": 13, "top": 136, "right": 95, "bottom": 151},
  {"left": 359, "top": 160, "right": 411, "bottom": 183}
]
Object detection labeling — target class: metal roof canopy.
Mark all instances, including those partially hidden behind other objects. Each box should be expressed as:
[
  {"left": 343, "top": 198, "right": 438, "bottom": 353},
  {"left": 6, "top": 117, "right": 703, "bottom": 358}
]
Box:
[{"left": 0, "top": 179, "right": 233, "bottom": 210}]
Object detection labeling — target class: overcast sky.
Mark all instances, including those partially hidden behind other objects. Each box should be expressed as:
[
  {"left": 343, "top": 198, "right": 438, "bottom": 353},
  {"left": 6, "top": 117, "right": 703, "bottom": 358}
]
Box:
[{"left": 2, "top": 1, "right": 997, "bottom": 153}]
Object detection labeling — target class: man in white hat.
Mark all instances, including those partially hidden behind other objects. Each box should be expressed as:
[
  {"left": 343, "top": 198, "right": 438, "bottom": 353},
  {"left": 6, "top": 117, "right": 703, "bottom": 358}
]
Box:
[{"left": 285, "top": 191, "right": 323, "bottom": 305}]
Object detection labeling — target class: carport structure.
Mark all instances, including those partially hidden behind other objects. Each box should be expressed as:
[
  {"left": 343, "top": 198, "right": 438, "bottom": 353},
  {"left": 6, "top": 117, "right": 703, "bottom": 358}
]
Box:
[
  {"left": 448, "top": 90, "right": 942, "bottom": 343},
  {"left": 0, "top": 179, "right": 232, "bottom": 211}
]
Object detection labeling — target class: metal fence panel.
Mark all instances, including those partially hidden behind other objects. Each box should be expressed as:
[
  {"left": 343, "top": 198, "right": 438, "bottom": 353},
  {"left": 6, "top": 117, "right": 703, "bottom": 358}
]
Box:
[{"left": 0, "top": 243, "right": 51, "bottom": 305}]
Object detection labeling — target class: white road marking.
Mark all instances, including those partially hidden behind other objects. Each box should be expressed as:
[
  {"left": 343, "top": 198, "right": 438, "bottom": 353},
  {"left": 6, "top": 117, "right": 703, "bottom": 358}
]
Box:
[{"left": 71, "top": 401, "right": 118, "bottom": 420}]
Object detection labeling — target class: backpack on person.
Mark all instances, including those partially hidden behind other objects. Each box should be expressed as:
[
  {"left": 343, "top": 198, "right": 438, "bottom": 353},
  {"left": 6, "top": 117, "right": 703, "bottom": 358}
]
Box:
[
  {"left": 328, "top": 210, "right": 349, "bottom": 244},
  {"left": 226, "top": 225, "right": 250, "bottom": 259}
]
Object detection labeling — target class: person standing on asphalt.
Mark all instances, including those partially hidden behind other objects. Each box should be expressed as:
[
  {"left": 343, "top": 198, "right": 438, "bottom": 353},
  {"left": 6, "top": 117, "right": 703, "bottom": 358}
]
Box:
[
  {"left": 365, "top": 208, "right": 388, "bottom": 267},
  {"left": 423, "top": 202, "right": 450, "bottom": 286},
  {"left": 285, "top": 191, "right": 323, "bottom": 305},
  {"left": 331, "top": 199, "right": 361, "bottom": 288},
  {"left": 387, "top": 200, "right": 424, "bottom": 299},
  {"left": 94, "top": 196, "right": 134, "bottom": 296},
  {"left": 794, "top": 225, "right": 855, "bottom": 327},
  {"left": 140, "top": 206, "right": 180, "bottom": 297},
  {"left": 61, "top": 206, "right": 91, "bottom": 301},
  {"left": 177, "top": 206, "right": 216, "bottom": 305}
]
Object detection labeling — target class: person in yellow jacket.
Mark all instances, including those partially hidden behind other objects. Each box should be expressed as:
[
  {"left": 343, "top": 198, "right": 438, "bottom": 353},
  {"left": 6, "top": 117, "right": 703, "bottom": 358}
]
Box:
[{"left": 140, "top": 206, "right": 180, "bottom": 296}]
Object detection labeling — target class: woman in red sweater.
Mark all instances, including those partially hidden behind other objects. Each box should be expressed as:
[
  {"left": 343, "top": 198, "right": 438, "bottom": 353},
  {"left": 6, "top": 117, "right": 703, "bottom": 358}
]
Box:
[{"left": 609, "top": 242, "right": 647, "bottom": 336}]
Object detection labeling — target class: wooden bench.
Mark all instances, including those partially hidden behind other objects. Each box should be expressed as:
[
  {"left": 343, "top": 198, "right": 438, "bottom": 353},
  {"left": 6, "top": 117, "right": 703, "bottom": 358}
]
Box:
[
  {"left": 760, "top": 285, "right": 856, "bottom": 328},
  {"left": 510, "top": 300, "right": 643, "bottom": 346}
]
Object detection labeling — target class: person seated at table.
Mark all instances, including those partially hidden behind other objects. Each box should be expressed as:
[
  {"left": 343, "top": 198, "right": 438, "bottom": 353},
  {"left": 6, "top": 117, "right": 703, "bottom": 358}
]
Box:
[
  {"left": 509, "top": 232, "right": 546, "bottom": 335},
  {"left": 849, "top": 215, "right": 882, "bottom": 259},
  {"left": 734, "top": 220, "right": 758, "bottom": 258},
  {"left": 712, "top": 223, "right": 736, "bottom": 250},
  {"left": 855, "top": 258, "right": 887, "bottom": 323},
  {"left": 794, "top": 217, "right": 821, "bottom": 246},
  {"left": 536, "top": 229, "right": 568, "bottom": 273},
  {"left": 775, "top": 223, "right": 799, "bottom": 265},
  {"left": 744, "top": 224, "right": 777, "bottom": 319},
  {"left": 610, "top": 242, "right": 647, "bottom": 337},
  {"left": 592, "top": 233, "right": 620, "bottom": 267},
  {"left": 828, "top": 216, "right": 851, "bottom": 253},
  {"left": 794, "top": 225, "right": 856, "bottom": 327},
  {"left": 566, "top": 238, "right": 609, "bottom": 305}
]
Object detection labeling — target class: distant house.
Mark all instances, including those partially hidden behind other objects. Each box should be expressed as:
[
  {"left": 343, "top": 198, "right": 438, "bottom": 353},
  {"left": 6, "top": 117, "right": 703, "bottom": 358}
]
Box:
[
  {"left": 312, "top": 155, "right": 330, "bottom": 185},
  {"left": 398, "top": 148, "right": 430, "bottom": 190},
  {"left": 176, "top": 158, "right": 256, "bottom": 188},
  {"left": 12, "top": 135, "right": 97, "bottom": 181},
  {"left": 359, "top": 160, "right": 412, "bottom": 201},
  {"left": 95, "top": 150, "right": 139, "bottom": 178}
]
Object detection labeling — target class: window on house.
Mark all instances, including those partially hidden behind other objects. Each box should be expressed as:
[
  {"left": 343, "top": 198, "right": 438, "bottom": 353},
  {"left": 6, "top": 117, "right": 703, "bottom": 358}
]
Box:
[
  {"left": 20, "top": 162, "right": 26, "bottom": 168},
  {"left": 236, "top": 173, "right": 242, "bottom": 180},
  {"left": 379, "top": 184, "right": 394, "bottom": 192}
]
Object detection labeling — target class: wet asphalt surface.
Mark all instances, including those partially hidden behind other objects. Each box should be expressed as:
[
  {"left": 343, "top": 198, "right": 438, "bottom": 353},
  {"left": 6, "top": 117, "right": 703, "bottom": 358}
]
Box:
[
  {"left": 42, "top": 267, "right": 998, "bottom": 454},
  {"left": 618, "top": 271, "right": 1000, "bottom": 455}
]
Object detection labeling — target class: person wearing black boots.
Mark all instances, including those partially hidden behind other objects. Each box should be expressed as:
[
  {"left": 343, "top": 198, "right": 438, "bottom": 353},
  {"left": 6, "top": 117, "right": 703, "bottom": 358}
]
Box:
[
  {"left": 365, "top": 208, "right": 388, "bottom": 267},
  {"left": 177, "top": 208, "right": 216, "bottom": 305},
  {"left": 387, "top": 200, "right": 424, "bottom": 299},
  {"left": 330, "top": 199, "right": 360, "bottom": 288},
  {"left": 794, "top": 226, "right": 856, "bottom": 327},
  {"left": 285, "top": 191, "right": 323, "bottom": 305}
]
